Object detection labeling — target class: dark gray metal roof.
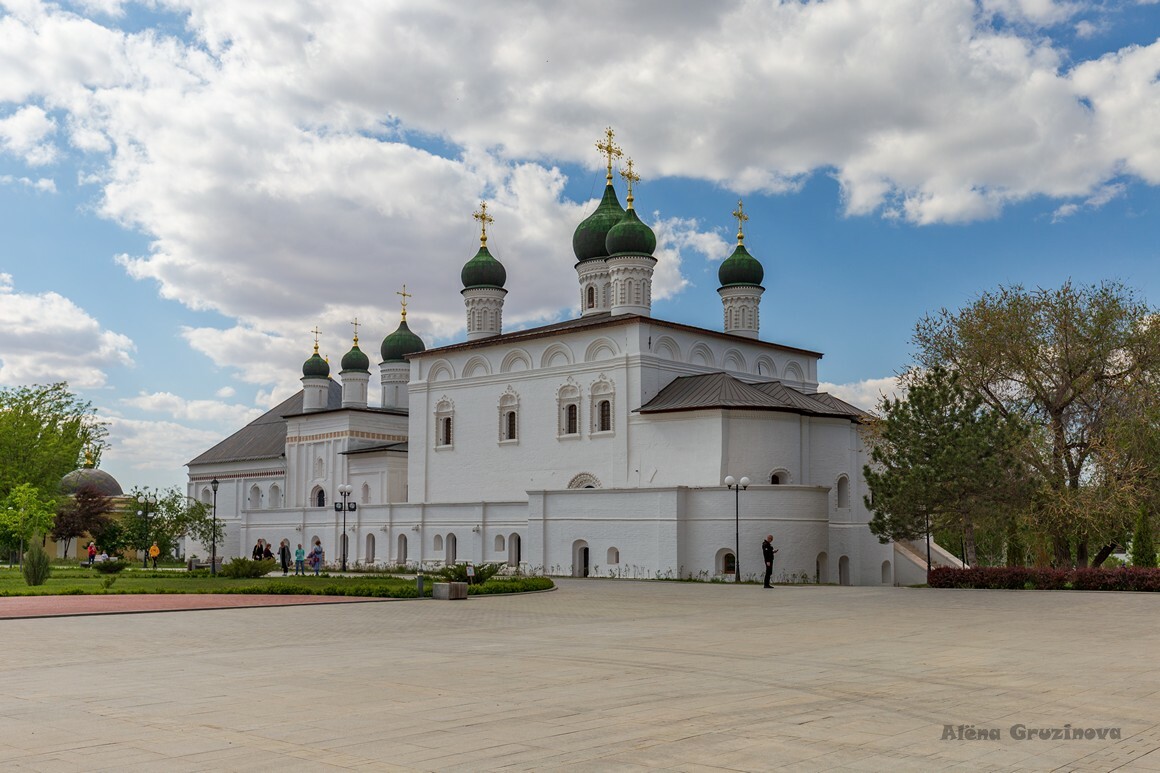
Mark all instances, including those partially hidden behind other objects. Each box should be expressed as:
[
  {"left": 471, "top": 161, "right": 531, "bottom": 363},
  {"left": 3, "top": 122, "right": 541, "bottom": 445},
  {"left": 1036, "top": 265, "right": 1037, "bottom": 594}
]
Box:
[
  {"left": 637, "top": 373, "right": 868, "bottom": 420},
  {"left": 187, "top": 382, "right": 343, "bottom": 466}
]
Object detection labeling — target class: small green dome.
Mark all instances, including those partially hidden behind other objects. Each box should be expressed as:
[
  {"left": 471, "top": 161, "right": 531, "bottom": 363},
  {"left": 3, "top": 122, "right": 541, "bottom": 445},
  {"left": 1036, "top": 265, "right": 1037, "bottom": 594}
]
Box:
[
  {"left": 572, "top": 184, "right": 625, "bottom": 262},
  {"left": 461, "top": 245, "right": 507, "bottom": 289},
  {"left": 718, "top": 244, "right": 765, "bottom": 288},
  {"left": 302, "top": 352, "right": 330, "bottom": 379},
  {"left": 340, "top": 341, "right": 370, "bottom": 372},
  {"left": 381, "top": 319, "right": 426, "bottom": 362},
  {"left": 606, "top": 207, "right": 656, "bottom": 256}
]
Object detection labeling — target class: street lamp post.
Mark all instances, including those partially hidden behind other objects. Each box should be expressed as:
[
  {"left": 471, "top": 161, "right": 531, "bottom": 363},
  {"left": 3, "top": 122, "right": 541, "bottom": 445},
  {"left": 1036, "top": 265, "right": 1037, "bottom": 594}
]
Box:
[
  {"left": 724, "top": 475, "right": 751, "bottom": 583},
  {"left": 337, "top": 484, "right": 354, "bottom": 571},
  {"left": 210, "top": 478, "right": 219, "bottom": 577},
  {"left": 137, "top": 491, "right": 157, "bottom": 568}
]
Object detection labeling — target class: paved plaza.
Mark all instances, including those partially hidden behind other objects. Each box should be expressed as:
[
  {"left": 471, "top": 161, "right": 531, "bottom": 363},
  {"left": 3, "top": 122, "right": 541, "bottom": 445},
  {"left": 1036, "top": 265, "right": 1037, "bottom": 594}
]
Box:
[{"left": 2, "top": 580, "right": 1159, "bottom": 772}]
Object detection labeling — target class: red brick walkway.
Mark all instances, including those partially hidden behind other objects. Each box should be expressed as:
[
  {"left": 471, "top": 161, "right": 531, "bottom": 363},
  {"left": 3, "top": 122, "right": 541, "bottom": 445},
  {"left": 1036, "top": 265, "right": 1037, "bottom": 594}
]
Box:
[{"left": 0, "top": 593, "right": 391, "bottom": 619}]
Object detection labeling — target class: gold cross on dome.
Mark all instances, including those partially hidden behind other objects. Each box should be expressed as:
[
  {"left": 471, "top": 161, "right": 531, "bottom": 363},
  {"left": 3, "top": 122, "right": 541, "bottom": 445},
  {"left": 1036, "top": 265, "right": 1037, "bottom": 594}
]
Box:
[
  {"left": 595, "top": 126, "right": 623, "bottom": 183},
  {"left": 619, "top": 158, "right": 639, "bottom": 208},
  {"left": 310, "top": 325, "right": 322, "bottom": 354},
  {"left": 350, "top": 317, "right": 360, "bottom": 345},
  {"left": 472, "top": 201, "right": 494, "bottom": 246},
  {"left": 396, "top": 285, "right": 412, "bottom": 320},
  {"left": 732, "top": 199, "right": 749, "bottom": 245}
]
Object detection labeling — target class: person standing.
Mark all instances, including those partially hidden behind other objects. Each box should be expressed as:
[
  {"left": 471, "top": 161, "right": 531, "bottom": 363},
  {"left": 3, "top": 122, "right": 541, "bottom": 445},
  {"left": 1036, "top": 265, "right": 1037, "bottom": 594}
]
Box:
[
  {"left": 762, "top": 534, "right": 778, "bottom": 589},
  {"left": 310, "top": 539, "right": 324, "bottom": 575},
  {"left": 86, "top": 542, "right": 97, "bottom": 567},
  {"left": 278, "top": 540, "right": 292, "bottom": 575},
  {"left": 294, "top": 543, "right": 306, "bottom": 575},
  {"left": 252, "top": 540, "right": 263, "bottom": 561},
  {"left": 148, "top": 541, "right": 161, "bottom": 569}
]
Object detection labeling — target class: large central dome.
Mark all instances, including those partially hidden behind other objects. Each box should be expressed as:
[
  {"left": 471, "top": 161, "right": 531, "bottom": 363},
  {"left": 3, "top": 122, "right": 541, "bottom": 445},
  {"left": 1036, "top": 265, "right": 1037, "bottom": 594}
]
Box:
[{"left": 572, "top": 184, "right": 625, "bottom": 262}]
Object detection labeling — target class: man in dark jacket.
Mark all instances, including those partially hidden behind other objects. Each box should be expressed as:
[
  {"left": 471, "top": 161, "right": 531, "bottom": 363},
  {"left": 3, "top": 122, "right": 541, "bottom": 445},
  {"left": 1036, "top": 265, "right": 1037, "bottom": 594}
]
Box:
[{"left": 762, "top": 535, "right": 778, "bottom": 588}]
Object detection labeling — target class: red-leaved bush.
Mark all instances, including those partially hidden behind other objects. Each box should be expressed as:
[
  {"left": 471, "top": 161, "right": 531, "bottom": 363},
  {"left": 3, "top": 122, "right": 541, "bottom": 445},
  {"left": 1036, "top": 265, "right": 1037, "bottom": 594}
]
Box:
[{"left": 928, "top": 566, "right": 1160, "bottom": 591}]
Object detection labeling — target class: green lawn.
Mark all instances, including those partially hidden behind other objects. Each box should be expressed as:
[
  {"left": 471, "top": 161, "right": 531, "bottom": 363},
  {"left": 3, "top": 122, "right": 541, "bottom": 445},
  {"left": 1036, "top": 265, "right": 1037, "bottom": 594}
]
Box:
[{"left": 0, "top": 567, "right": 553, "bottom": 598}]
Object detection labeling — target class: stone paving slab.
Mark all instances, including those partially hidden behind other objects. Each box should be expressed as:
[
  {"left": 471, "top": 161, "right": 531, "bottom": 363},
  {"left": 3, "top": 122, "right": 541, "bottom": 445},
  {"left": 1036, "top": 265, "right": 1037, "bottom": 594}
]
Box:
[
  {"left": 0, "top": 593, "right": 389, "bottom": 619},
  {"left": 1, "top": 581, "right": 1158, "bottom": 771}
]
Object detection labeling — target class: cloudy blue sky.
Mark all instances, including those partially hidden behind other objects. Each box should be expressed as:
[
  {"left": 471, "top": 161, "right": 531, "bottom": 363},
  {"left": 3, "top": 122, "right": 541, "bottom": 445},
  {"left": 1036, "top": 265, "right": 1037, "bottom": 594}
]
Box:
[{"left": 1, "top": 0, "right": 1158, "bottom": 492}]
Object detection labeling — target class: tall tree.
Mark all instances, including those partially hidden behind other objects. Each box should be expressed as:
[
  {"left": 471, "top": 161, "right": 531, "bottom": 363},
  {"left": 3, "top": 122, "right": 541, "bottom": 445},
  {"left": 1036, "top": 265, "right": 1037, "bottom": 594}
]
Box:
[
  {"left": 124, "top": 487, "right": 224, "bottom": 559},
  {"left": 52, "top": 485, "right": 115, "bottom": 557},
  {"left": 863, "top": 366, "right": 1029, "bottom": 566},
  {"left": 913, "top": 281, "right": 1160, "bottom": 567},
  {"left": 0, "top": 383, "right": 108, "bottom": 500}
]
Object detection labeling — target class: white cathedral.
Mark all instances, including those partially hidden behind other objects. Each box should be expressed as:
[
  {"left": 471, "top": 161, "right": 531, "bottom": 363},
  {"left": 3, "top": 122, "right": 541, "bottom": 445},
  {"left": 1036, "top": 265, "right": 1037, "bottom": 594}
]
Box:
[{"left": 187, "top": 136, "right": 926, "bottom": 586}]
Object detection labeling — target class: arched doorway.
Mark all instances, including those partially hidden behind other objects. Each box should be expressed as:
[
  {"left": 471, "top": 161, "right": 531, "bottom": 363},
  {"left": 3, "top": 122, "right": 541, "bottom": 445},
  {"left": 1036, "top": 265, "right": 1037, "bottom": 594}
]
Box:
[
  {"left": 881, "top": 559, "right": 891, "bottom": 585},
  {"left": 365, "top": 533, "right": 375, "bottom": 564},
  {"left": 816, "top": 552, "right": 829, "bottom": 584},
  {"left": 445, "top": 533, "right": 457, "bottom": 565},
  {"left": 839, "top": 555, "right": 851, "bottom": 586},
  {"left": 572, "top": 539, "right": 589, "bottom": 577},
  {"left": 508, "top": 533, "right": 521, "bottom": 567}
]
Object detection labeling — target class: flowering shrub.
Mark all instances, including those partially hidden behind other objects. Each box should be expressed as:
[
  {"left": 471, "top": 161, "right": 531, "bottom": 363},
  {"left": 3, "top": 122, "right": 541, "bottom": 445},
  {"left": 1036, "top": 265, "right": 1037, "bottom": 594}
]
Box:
[{"left": 928, "top": 566, "right": 1160, "bottom": 591}]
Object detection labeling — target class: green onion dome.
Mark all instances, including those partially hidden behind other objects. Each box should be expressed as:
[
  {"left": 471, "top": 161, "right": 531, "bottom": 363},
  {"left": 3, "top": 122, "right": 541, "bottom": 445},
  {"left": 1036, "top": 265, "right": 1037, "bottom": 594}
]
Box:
[
  {"left": 380, "top": 319, "right": 426, "bottom": 362},
  {"left": 572, "top": 184, "right": 625, "bottom": 262},
  {"left": 302, "top": 351, "right": 330, "bottom": 378},
  {"left": 606, "top": 207, "right": 656, "bottom": 256},
  {"left": 460, "top": 245, "right": 507, "bottom": 289},
  {"left": 340, "top": 340, "right": 370, "bottom": 372},
  {"left": 717, "top": 243, "right": 765, "bottom": 287}
]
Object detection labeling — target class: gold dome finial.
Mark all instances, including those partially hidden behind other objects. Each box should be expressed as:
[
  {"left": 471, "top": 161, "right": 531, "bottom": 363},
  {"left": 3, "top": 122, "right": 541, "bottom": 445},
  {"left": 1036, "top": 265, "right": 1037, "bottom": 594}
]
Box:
[
  {"left": 732, "top": 199, "right": 749, "bottom": 245},
  {"left": 619, "top": 158, "right": 639, "bottom": 210},
  {"left": 472, "top": 201, "right": 494, "bottom": 247},
  {"left": 396, "top": 284, "right": 412, "bottom": 321},
  {"left": 595, "top": 126, "right": 623, "bottom": 184},
  {"left": 350, "top": 316, "right": 360, "bottom": 346},
  {"left": 83, "top": 447, "right": 95, "bottom": 469},
  {"left": 310, "top": 325, "right": 322, "bottom": 355}
]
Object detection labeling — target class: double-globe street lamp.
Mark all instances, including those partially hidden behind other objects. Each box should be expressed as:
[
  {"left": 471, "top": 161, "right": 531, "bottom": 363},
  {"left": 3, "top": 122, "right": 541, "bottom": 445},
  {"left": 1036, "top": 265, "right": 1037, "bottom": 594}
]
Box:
[
  {"left": 210, "top": 478, "right": 219, "bottom": 576},
  {"left": 336, "top": 484, "right": 357, "bottom": 571},
  {"left": 724, "top": 475, "right": 750, "bottom": 583},
  {"left": 137, "top": 491, "right": 157, "bottom": 568}
]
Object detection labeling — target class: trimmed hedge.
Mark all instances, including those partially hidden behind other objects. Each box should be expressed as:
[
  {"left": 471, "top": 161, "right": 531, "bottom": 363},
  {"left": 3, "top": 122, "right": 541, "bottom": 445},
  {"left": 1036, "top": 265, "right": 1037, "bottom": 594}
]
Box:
[{"left": 928, "top": 566, "right": 1160, "bottom": 591}]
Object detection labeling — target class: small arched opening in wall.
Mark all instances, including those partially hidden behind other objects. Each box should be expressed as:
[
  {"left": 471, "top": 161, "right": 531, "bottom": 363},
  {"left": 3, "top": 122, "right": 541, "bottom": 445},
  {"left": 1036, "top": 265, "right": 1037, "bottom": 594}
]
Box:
[
  {"left": 881, "top": 559, "right": 892, "bottom": 585},
  {"left": 567, "top": 472, "right": 602, "bottom": 489},
  {"left": 769, "top": 469, "right": 790, "bottom": 485},
  {"left": 606, "top": 547, "right": 619, "bottom": 565},
  {"left": 816, "top": 551, "right": 829, "bottom": 583},
  {"left": 199, "top": 486, "right": 211, "bottom": 505},
  {"left": 715, "top": 547, "right": 736, "bottom": 576},
  {"left": 838, "top": 555, "right": 851, "bottom": 586},
  {"left": 836, "top": 475, "right": 850, "bottom": 508},
  {"left": 269, "top": 484, "right": 282, "bottom": 508},
  {"left": 365, "top": 533, "right": 375, "bottom": 564},
  {"left": 248, "top": 484, "right": 261, "bottom": 510},
  {"left": 572, "top": 539, "right": 590, "bottom": 577},
  {"left": 433, "top": 534, "right": 443, "bottom": 552},
  {"left": 494, "top": 534, "right": 505, "bottom": 553},
  {"left": 397, "top": 533, "right": 408, "bottom": 564}
]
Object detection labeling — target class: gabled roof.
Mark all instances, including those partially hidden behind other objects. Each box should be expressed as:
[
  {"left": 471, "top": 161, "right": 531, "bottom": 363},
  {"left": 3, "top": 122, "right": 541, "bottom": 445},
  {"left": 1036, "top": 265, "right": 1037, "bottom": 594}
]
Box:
[
  {"left": 187, "top": 382, "right": 342, "bottom": 466},
  {"left": 636, "top": 372, "right": 869, "bottom": 420},
  {"left": 413, "top": 312, "right": 823, "bottom": 360}
]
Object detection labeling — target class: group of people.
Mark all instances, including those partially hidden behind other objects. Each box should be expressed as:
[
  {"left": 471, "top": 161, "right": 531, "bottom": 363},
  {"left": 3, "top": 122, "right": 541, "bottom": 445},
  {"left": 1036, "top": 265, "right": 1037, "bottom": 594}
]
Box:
[
  {"left": 252, "top": 538, "right": 326, "bottom": 576},
  {"left": 84, "top": 541, "right": 161, "bottom": 567}
]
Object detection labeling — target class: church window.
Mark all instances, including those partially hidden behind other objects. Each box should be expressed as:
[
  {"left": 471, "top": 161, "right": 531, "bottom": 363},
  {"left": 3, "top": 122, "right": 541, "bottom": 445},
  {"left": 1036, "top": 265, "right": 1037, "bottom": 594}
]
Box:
[
  {"left": 269, "top": 484, "right": 282, "bottom": 508},
  {"left": 589, "top": 376, "right": 614, "bottom": 435},
  {"left": 495, "top": 534, "right": 505, "bottom": 552},
  {"left": 361, "top": 482, "right": 371, "bottom": 505},
  {"left": 312, "top": 487, "right": 326, "bottom": 508},
  {"left": 433, "top": 534, "right": 443, "bottom": 552},
  {"left": 435, "top": 397, "right": 454, "bottom": 448},
  {"left": 557, "top": 382, "right": 580, "bottom": 438},
  {"left": 248, "top": 484, "right": 261, "bottom": 510},
  {"left": 586, "top": 286, "right": 596, "bottom": 309},
  {"left": 498, "top": 389, "right": 519, "bottom": 444},
  {"left": 313, "top": 457, "right": 325, "bottom": 479},
  {"left": 836, "top": 475, "right": 850, "bottom": 508}
]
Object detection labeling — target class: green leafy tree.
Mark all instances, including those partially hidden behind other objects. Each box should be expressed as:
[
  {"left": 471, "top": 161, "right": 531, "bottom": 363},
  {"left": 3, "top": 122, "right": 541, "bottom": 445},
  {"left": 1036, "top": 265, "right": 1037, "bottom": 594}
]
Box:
[
  {"left": 52, "top": 485, "right": 115, "bottom": 557},
  {"left": 0, "top": 483, "right": 58, "bottom": 563},
  {"left": 913, "top": 281, "right": 1160, "bottom": 567},
  {"left": 0, "top": 383, "right": 108, "bottom": 501},
  {"left": 1130, "top": 509, "right": 1156, "bottom": 568},
  {"left": 863, "top": 365, "right": 1029, "bottom": 566},
  {"left": 125, "top": 487, "right": 224, "bottom": 559}
]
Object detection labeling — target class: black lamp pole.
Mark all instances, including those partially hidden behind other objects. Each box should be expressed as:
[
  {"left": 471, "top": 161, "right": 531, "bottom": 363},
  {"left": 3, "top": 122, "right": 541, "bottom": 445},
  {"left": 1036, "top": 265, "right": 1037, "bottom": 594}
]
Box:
[
  {"left": 210, "top": 478, "right": 219, "bottom": 576},
  {"left": 725, "top": 476, "right": 750, "bottom": 583}
]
